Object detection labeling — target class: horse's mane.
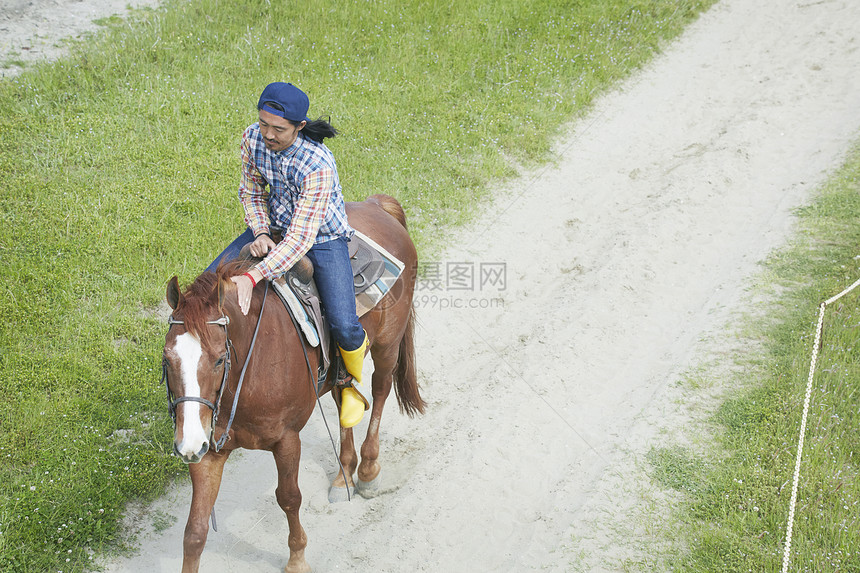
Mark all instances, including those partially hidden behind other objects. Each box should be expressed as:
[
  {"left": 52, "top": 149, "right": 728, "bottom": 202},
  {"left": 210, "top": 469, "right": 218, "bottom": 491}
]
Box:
[
  {"left": 177, "top": 258, "right": 258, "bottom": 345},
  {"left": 217, "top": 258, "right": 257, "bottom": 280}
]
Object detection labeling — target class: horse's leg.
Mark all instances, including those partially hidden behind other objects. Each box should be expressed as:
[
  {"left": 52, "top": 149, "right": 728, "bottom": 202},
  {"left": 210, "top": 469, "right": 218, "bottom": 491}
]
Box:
[
  {"left": 273, "top": 432, "right": 311, "bottom": 573},
  {"left": 329, "top": 408, "right": 358, "bottom": 502},
  {"left": 356, "top": 346, "right": 396, "bottom": 497},
  {"left": 181, "top": 450, "right": 230, "bottom": 573}
]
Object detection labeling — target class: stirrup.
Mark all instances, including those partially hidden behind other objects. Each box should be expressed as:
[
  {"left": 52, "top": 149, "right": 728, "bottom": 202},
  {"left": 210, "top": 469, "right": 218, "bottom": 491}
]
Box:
[{"left": 335, "top": 359, "right": 368, "bottom": 428}]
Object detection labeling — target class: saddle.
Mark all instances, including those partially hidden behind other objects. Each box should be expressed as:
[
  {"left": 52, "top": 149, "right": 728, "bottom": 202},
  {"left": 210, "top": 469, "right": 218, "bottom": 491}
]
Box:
[
  {"left": 272, "top": 233, "right": 385, "bottom": 356},
  {"left": 241, "top": 231, "right": 404, "bottom": 388}
]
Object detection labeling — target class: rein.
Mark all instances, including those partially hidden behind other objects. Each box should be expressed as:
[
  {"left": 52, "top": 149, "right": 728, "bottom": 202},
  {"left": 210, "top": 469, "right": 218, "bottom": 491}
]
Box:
[
  {"left": 284, "top": 289, "right": 354, "bottom": 502},
  {"left": 163, "top": 280, "right": 270, "bottom": 453},
  {"left": 214, "top": 280, "right": 268, "bottom": 451}
]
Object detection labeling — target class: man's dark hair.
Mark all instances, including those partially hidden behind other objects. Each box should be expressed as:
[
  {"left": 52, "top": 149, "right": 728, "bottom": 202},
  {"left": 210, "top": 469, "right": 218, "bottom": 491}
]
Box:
[
  {"left": 261, "top": 101, "right": 338, "bottom": 143},
  {"left": 293, "top": 117, "right": 338, "bottom": 143}
]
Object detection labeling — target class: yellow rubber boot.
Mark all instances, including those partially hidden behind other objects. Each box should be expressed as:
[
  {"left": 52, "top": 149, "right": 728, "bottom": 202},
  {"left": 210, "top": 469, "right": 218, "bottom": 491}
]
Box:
[{"left": 338, "top": 333, "right": 369, "bottom": 428}]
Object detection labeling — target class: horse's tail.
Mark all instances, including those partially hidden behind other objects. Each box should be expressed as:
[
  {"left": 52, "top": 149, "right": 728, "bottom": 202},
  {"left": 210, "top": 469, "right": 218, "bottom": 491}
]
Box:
[
  {"left": 393, "top": 303, "right": 425, "bottom": 417},
  {"left": 367, "top": 194, "right": 408, "bottom": 229}
]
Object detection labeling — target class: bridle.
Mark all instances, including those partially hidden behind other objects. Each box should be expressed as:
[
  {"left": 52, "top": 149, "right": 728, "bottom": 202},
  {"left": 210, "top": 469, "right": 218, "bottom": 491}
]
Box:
[
  {"left": 163, "top": 315, "right": 232, "bottom": 424},
  {"left": 162, "top": 281, "right": 269, "bottom": 452}
]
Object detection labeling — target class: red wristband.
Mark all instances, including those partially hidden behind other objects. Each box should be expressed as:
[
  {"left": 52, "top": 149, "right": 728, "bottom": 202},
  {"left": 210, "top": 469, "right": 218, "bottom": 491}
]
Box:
[{"left": 242, "top": 272, "right": 257, "bottom": 288}]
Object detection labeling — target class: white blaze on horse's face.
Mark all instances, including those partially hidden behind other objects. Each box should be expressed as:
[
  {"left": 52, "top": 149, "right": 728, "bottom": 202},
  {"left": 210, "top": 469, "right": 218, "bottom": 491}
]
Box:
[{"left": 171, "top": 332, "right": 212, "bottom": 463}]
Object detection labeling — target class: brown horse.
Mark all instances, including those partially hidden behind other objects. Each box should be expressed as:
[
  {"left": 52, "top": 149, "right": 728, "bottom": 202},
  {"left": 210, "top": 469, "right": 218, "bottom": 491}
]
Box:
[{"left": 162, "top": 194, "right": 425, "bottom": 573}]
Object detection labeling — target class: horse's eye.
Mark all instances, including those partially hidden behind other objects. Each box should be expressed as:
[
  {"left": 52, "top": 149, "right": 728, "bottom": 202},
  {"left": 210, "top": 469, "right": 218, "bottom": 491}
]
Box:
[{"left": 214, "top": 357, "right": 225, "bottom": 368}]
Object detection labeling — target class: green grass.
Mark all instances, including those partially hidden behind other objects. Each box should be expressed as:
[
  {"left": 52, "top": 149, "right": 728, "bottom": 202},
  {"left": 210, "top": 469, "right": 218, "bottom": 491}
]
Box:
[
  {"left": 650, "top": 143, "right": 860, "bottom": 572},
  {"left": 1, "top": 59, "right": 27, "bottom": 71},
  {"left": 0, "top": 0, "right": 716, "bottom": 570}
]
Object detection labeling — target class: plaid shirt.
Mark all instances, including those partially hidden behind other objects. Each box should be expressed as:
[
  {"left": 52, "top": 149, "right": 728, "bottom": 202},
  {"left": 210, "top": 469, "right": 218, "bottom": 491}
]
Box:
[{"left": 238, "top": 124, "right": 353, "bottom": 280}]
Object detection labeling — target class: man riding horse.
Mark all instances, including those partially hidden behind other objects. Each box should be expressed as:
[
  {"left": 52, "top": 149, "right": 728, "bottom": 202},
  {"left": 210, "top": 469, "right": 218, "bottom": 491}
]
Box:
[{"left": 207, "top": 81, "right": 369, "bottom": 428}]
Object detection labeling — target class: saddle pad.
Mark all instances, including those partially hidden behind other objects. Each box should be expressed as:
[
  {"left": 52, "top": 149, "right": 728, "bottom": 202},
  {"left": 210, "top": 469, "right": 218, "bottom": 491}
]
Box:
[
  {"left": 351, "top": 230, "right": 406, "bottom": 317},
  {"left": 272, "top": 275, "right": 320, "bottom": 347}
]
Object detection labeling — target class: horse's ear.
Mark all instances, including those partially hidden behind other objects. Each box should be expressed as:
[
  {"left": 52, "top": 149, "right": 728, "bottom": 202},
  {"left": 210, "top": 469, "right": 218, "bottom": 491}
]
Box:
[
  {"left": 217, "top": 277, "right": 226, "bottom": 309},
  {"left": 167, "top": 276, "right": 182, "bottom": 310}
]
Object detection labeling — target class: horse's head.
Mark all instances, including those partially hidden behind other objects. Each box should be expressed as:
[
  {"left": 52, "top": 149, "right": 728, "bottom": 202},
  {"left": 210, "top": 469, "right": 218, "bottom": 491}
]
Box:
[{"left": 163, "top": 275, "right": 231, "bottom": 464}]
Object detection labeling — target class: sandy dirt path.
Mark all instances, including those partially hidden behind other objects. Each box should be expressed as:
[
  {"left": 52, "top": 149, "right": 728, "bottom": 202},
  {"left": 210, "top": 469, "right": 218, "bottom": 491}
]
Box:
[
  {"left": 6, "top": 0, "right": 860, "bottom": 571},
  {"left": 0, "top": 0, "right": 161, "bottom": 77}
]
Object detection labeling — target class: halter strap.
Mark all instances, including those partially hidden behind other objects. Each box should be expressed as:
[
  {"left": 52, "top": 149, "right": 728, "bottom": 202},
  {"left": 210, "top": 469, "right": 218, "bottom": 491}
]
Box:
[
  {"left": 172, "top": 395, "right": 217, "bottom": 412},
  {"left": 167, "top": 316, "right": 230, "bottom": 327}
]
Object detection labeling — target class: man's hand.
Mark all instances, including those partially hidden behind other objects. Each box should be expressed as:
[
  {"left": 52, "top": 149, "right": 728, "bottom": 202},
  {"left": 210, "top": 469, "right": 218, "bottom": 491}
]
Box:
[
  {"left": 230, "top": 268, "right": 264, "bottom": 316},
  {"left": 249, "top": 234, "right": 277, "bottom": 258}
]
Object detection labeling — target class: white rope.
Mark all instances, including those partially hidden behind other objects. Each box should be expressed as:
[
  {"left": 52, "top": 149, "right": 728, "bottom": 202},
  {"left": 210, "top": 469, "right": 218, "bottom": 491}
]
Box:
[{"left": 781, "top": 276, "right": 860, "bottom": 573}]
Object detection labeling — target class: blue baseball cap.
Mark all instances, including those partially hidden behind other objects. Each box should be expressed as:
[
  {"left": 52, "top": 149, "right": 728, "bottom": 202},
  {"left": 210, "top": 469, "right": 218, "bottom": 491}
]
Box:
[{"left": 257, "top": 82, "right": 309, "bottom": 122}]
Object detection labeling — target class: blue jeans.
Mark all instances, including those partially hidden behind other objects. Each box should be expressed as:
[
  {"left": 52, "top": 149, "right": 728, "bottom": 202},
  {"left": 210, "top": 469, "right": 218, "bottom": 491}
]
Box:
[
  {"left": 206, "top": 228, "right": 255, "bottom": 274},
  {"left": 207, "top": 230, "right": 366, "bottom": 351}
]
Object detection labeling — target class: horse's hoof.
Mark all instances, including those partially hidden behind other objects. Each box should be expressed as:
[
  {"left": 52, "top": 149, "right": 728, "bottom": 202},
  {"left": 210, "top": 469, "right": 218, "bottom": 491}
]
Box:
[
  {"left": 328, "top": 484, "right": 355, "bottom": 503},
  {"left": 284, "top": 560, "right": 312, "bottom": 573},
  {"left": 356, "top": 477, "right": 380, "bottom": 499}
]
